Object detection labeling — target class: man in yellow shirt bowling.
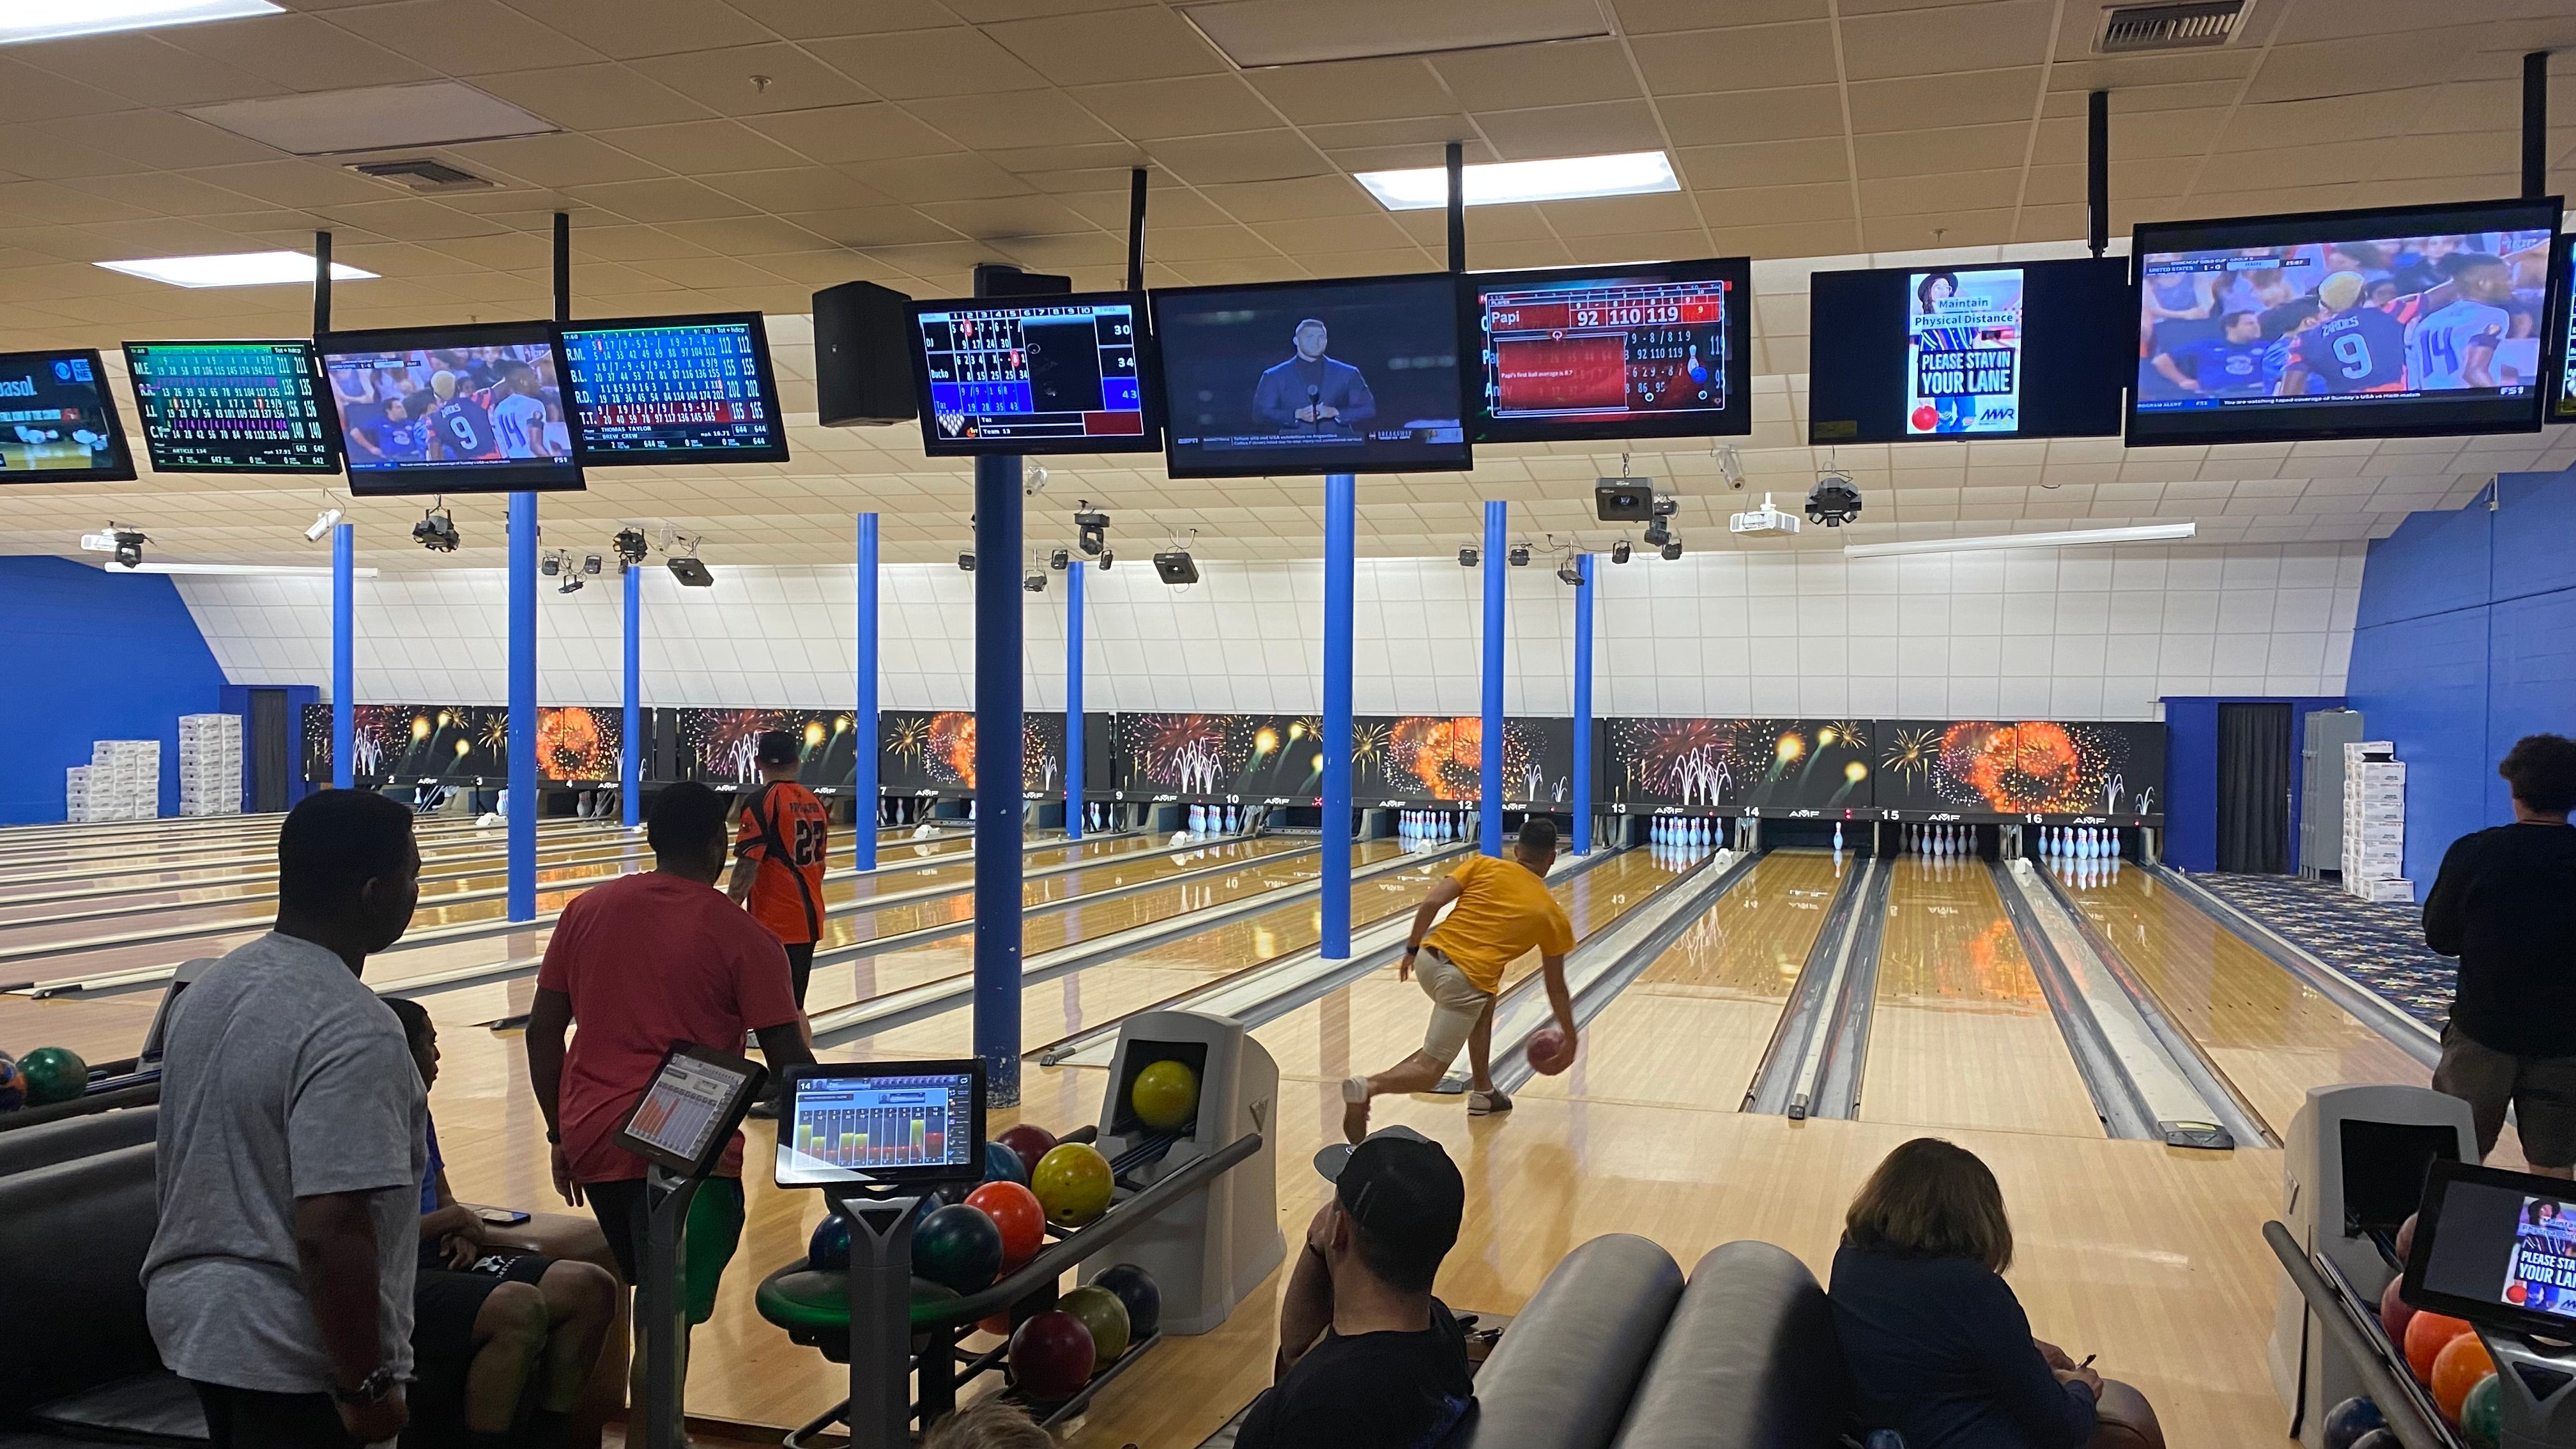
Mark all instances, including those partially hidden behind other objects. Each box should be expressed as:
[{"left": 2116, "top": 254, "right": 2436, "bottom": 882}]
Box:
[{"left": 1342, "top": 816, "right": 1579, "bottom": 1143}]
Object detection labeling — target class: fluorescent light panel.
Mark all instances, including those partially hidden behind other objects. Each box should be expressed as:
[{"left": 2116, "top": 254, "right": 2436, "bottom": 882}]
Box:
[
  {"left": 0, "top": 0, "right": 278, "bottom": 45},
  {"left": 1842, "top": 523, "right": 2198, "bottom": 558},
  {"left": 96, "top": 252, "right": 378, "bottom": 289},
  {"left": 1356, "top": 151, "right": 1679, "bottom": 211},
  {"left": 105, "top": 562, "right": 381, "bottom": 578}
]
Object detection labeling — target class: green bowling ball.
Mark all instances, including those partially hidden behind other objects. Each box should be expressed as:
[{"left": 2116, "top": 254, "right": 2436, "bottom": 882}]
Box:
[
  {"left": 2460, "top": 1372, "right": 2503, "bottom": 1449},
  {"left": 18, "top": 1046, "right": 87, "bottom": 1107}
]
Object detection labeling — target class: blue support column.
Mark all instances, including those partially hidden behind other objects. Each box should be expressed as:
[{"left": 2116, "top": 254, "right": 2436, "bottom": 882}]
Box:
[
  {"left": 1064, "top": 553, "right": 1085, "bottom": 841},
  {"left": 1573, "top": 552, "right": 1594, "bottom": 854},
  {"left": 1321, "top": 473, "right": 1355, "bottom": 959},
  {"left": 854, "top": 513, "right": 880, "bottom": 872},
  {"left": 1480, "top": 499, "right": 1506, "bottom": 857},
  {"left": 973, "top": 456, "right": 1024, "bottom": 1105},
  {"left": 331, "top": 523, "right": 354, "bottom": 791},
  {"left": 507, "top": 493, "right": 537, "bottom": 923},
  {"left": 621, "top": 557, "right": 641, "bottom": 829}
]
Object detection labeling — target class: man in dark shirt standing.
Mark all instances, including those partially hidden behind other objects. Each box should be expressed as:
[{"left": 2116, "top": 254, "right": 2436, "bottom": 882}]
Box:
[
  {"left": 2426, "top": 733, "right": 2576, "bottom": 1177},
  {"left": 1236, "top": 1126, "right": 1473, "bottom": 1449},
  {"left": 1252, "top": 318, "right": 1376, "bottom": 434}
]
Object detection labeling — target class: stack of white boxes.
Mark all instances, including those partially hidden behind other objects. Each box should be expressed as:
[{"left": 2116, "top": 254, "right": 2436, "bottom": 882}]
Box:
[
  {"left": 178, "top": 713, "right": 244, "bottom": 817},
  {"left": 64, "top": 765, "right": 91, "bottom": 822},
  {"left": 80, "top": 739, "right": 161, "bottom": 822},
  {"left": 2342, "top": 740, "right": 2410, "bottom": 903}
]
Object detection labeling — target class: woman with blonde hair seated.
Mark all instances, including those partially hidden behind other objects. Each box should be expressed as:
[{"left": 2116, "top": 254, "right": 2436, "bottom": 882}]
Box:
[{"left": 1829, "top": 1138, "right": 2163, "bottom": 1449}]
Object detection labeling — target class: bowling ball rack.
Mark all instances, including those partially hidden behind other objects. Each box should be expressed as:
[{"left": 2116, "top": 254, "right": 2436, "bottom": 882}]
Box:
[{"left": 766, "top": 1128, "right": 1261, "bottom": 1448}]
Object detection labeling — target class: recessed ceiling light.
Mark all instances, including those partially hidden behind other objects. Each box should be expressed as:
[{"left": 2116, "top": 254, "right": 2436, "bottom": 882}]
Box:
[
  {"left": 96, "top": 252, "right": 379, "bottom": 289},
  {"left": 1355, "top": 151, "right": 1680, "bottom": 211},
  {"left": 0, "top": 0, "right": 280, "bottom": 46}
]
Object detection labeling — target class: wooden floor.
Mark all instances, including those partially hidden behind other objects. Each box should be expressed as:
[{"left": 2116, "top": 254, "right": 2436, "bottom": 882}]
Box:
[{"left": 4, "top": 823, "right": 2478, "bottom": 1449}]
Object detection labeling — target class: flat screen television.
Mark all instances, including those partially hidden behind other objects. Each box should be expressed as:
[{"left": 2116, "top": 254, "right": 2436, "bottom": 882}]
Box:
[
  {"left": 2128, "top": 197, "right": 2561, "bottom": 446},
  {"left": 1154, "top": 273, "right": 1470, "bottom": 477},
  {"left": 1808, "top": 257, "right": 2129, "bottom": 443},
  {"left": 1464, "top": 257, "right": 1751, "bottom": 443},
  {"left": 0, "top": 348, "right": 135, "bottom": 483},
  {"left": 317, "top": 321, "right": 583, "bottom": 494},
  {"left": 907, "top": 291, "right": 1158, "bottom": 455},
  {"left": 2546, "top": 232, "right": 2576, "bottom": 425},
  {"left": 559, "top": 312, "right": 788, "bottom": 466},
  {"left": 121, "top": 339, "right": 338, "bottom": 474}
]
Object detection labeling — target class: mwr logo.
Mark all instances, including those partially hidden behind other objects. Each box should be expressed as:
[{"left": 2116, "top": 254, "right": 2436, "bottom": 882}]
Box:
[
  {"left": 1978, "top": 405, "right": 2017, "bottom": 423},
  {"left": 0, "top": 377, "right": 35, "bottom": 397}
]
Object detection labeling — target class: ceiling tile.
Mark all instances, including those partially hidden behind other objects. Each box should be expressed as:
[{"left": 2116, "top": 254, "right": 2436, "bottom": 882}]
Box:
[
  {"left": 16, "top": 33, "right": 287, "bottom": 109},
  {"left": 1837, "top": 0, "right": 2052, "bottom": 81},
  {"left": 909, "top": 195, "right": 1096, "bottom": 236},
  {"left": 627, "top": 45, "right": 880, "bottom": 116},
  {"left": 473, "top": 65, "right": 717, "bottom": 131},
  {"left": 1659, "top": 86, "right": 1846, "bottom": 146},
  {"left": 560, "top": 176, "right": 765, "bottom": 223},
  {"left": 2246, "top": 36, "right": 2472, "bottom": 105},
  {"left": 1473, "top": 100, "right": 1666, "bottom": 160},
  {"left": 1147, "top": 130, "right": 1330, "bottom": 186},
  {"left": 1853, "top": 123, "right": 2030, "bottom": 180},
  {"left": 698, "top": 166, "right": 895, "bottom": 212},
  {"left": 1065, "top": 75, "right": 1281, "bottom": 140},
  {"left": 984, "top": 6, "right": 1227, "bottom": 85},
  {"left": 804, "top": 28, "right": 1051, "bottom": 99},
  {"left": 447, "top": 132, "right": 666, "bottom": 189},
  {"left": 1857, "top": 167, "right": 2021, "bottom": 216},
  {"left": 1634, "top": 22, "right": 1841, "bottom": 95},
  {"left": 747, "top": 105, "right": 966, "bottom": 165},
  {"left": 1846, "top": 70, "right": 2041, "bottom": 134},
  {"left": 1246, "top": 57, "right": 1446, "bottom": 126},
  {"left": 0, "top": 57, "right": 152, "bottom": 123},
  {"left": 325, "top": 1, "right": 606, "bottom": 77},
  {"left": 779, "top": 205, "right": 964, "bottom": 249},
  {"left": 656, "top": 215, "right": 842, "bottom": 256},
  {"left": 492, "top": 0, "right": 774, "bottom": 60},
  {"left": 161, "top": 13, "right": 441, "bottom": 91},
  {"left": 1432, "top": 38, "right": 1644, "bottom": 110},
  {"left": 904, "top": 91, "right": 1123, "bottom": 151},
  {"left": 183, "top": 160, "right": 395, "bottom": 210},
  {"left": 597, "top": 119, "right": 808, "bottom": 174},
  {"left": 843, "top": 153, "right": 1039, "bottom": 201},
  {"left": 1539, "top": 191, "right": 1704, "bottom": 237},
  {"left": 1697, "top": 180, "right": 1855, "bottom": 227},
  {"left": 1197, "top": 174, "right": 1380, "bottom": 222}
]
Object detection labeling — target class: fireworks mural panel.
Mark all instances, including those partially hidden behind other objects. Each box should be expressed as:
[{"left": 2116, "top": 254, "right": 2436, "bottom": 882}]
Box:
[
  {"left": 880, "top": 711, "right": 1073, "bottom": 797},
  {"left": 678, "top": 709, "right": 862, "bottom": 792},
  {"left": 1603, "top": 718, "right": 1873, "bottom": 810},
  {"left": 301, "top": 704, "right": 510, "bottom": 783},
  {"left": 534, "top": 707, "right": 622, "bottom": 783},
  {"left": 1111, "top": 713, "right": 1328, "bottom": 801},
  {"left": 1876, "top": 719, "right": 2163, "bottom": 820},
  {"left": 1352, "top": 716, "right": 1574, "bottom": 805}
]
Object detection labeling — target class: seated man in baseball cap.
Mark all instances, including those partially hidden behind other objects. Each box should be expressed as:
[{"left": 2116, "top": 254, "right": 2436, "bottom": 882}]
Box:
[{"left": 1236, "top": 1126, "right": 1475, "bottom": 1449}]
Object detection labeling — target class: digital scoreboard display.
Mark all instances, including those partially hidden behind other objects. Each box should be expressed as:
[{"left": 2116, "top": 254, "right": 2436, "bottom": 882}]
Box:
[
  {"left": 1808, "top": 257, "right": 2127, "bottom": 444},
  {"left": 561, "top": 312, "right": 788, "bottom": 466},
  {"left": 775, "top": 1063, "right": 984, "bottom": 1186},
  {"left": 907, "top": 292, "right": 1159, "bottom": 456},
  {"left": 1466, "top": 257, "right": 1751, "bottom": 443},
  {"left": 2128, "top": 195, "right": 2560, "bottom": 446},
  {"left": 2548, "top": 234, "right": 2576, "bottom": 424},
  {"left": 0, "top": 348, "right": 135, "bottom": 484},
  {"left": 122, "top": 340, "right": 337, "bottom": 473},
  {"left": 318, "top": 321, "right": 582, "bottom": 496}
]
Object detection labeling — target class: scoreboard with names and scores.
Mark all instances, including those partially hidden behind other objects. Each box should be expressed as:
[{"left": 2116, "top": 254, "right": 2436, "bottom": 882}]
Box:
[
  {"left": 912, "top": 298, "right": 1150, "bottom": 452},
  {"left": 561, "top": 318, "right": 779, "bottom": 460},
  {"left": 123, "top": 341, "right": 335, "bottom": 473},
  {"left": 1469, "top": 262, "right": 1747, "bottom": 441}
]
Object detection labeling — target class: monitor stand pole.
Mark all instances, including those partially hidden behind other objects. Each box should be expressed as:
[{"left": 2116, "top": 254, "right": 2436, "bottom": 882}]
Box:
[
  {"left": 838, "top": 1190, "right": 923, "bottom": 1449},
  {"left": 638, "top": 1165, "right": 704, "bottom": 1449}
]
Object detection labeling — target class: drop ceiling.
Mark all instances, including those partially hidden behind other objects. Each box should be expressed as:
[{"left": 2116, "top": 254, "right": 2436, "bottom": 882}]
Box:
[{"left": 0, "top": 0, "right": 2571, "bottom": 569}]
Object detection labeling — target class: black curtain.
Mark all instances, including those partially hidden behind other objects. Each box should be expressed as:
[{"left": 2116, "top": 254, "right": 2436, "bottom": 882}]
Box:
[
  {"left": 249, "top": 689, "right": 291, "bottom": 813},
  {"left": 2217, "top": 702, "right": 2292, "bottom": 873}
]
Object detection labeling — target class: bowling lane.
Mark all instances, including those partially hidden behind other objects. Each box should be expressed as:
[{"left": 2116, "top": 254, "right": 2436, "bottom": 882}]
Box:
[
  {"left": 2051, "top": 863, "right": 2425, "bottom": 1137},
  {"left": 12, "top": 829, "right": 1221, "bottom": 986},
  {"left": 1857, "top": 855, "right": 2102, "bottom": 1139},
  {"left": 783, "top": 835, "right": 1422, "bottom": 1046},
  {"left": 0, "top": 813, "right": 611, "bottom": 878},
  {"left": 1255, "top": 847, "right": 1696, "bottom": 1087},
  {"left": 1519, "top": 850, "right": 1850, "bottom": 1112}
]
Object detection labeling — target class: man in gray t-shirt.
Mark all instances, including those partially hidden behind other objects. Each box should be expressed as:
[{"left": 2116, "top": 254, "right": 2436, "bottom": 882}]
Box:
[{"left": 145, "top": 791, "right": 424, "bottom": 1448}]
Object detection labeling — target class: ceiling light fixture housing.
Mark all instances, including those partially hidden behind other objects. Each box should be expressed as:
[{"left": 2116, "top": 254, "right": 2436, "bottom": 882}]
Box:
[
  {"left": 1356, "top": 151, "right": 1678, "bottom": 211},
  {"left": 97, "top": 252, "right": 378, "bottom": 289},
  {"left": 0, "top": 0, "right": 280, "bottom": 47}
]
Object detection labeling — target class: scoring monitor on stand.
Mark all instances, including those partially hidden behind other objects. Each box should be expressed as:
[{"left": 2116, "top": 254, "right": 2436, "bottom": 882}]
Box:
[{"left": 2404, "top": 1159, "right": 2576, "bottom": 1449}]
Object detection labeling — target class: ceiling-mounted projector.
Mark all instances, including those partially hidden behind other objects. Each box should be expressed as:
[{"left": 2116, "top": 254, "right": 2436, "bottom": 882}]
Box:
[{"left": 1729, "top": 493, "right": 1802, "bottom": 537}]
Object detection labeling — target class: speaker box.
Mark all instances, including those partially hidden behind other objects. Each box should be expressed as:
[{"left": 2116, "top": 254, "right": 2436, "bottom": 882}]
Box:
[
  {"left": 812, "top": 279, "right": 916, "bottom": 428},
  {"left": 972, "top": 264, "right": 1071, "bottom": 298}
]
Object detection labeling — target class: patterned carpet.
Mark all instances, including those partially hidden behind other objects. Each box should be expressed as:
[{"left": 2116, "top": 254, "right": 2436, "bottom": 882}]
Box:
[{"left": 2191, "top": 873, "right": 2455, "bottom": 1031}]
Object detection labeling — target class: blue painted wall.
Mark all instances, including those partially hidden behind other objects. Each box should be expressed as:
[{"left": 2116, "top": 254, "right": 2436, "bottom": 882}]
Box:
[
  {"left": 2158, "top": 694, "right": 2347, "bottom": 873},
  {"left": 2345, "top": 466, "right": 2576, "bottom": 891},
  {"left": 0, "top": 556, "right": 231, "bottom": 823}
]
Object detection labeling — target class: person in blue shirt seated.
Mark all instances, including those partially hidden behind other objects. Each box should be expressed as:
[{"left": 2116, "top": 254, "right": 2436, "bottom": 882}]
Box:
[{"left": 1830, "top": 1138, "right": 2164, "bottom": 1449}]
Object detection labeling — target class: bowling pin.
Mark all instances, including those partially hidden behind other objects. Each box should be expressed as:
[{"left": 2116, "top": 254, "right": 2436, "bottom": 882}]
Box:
[{"left": 1834, "top": 822, "right": 1844, "bottom": 852}]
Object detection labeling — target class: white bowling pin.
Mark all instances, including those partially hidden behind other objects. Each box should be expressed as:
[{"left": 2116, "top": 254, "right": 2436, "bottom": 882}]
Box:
[{"left": 1834, "top": 822, "right": 1844, "bottom": 852}]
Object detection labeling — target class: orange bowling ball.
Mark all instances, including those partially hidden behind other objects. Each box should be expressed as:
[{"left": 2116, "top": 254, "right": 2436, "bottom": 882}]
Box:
[
  {"left": 2432, "top": 1332, "right": 2496, "bottom": 1422},
  {"left": 966, "top": 1181, "right": 1046, "bottom": 1273},
  {"left": 2404, "top": 1310, "right": 2474, "bottom": 1383}
]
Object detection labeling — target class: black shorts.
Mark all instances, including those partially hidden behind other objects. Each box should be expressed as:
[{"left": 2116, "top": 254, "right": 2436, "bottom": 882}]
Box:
[
  {"left": 785, "top": 940, "right": 815, "bottom": 1007},
  {"left": 410, "top": 1252, "right": 556, "bottom": 1434},
  {"left": 189, "top": 1382, "right": 360, "bottom": 1449}
]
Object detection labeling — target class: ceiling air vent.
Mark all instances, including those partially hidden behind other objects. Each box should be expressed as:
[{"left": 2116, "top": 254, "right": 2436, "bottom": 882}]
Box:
[
  {"left": 2094, "top": 0, "right": 2248, "bottom": 53},
  {"left": 348, "top": 158, "right": 494, "bottom": 192}
]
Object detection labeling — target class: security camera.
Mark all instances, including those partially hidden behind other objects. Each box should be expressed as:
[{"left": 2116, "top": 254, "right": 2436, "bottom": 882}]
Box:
[
  {"left": 304, "top": 507, "right": 341, "bottom": 543},
  {"left": 1716, "top": 445, "right": 1745, "bottom": 491},
  {"left": 1805, "top": 470, "right": 1863, "bottom": 528},
  {"left": 1025, "top": 465, "right": 1049, "bottom": 497}
]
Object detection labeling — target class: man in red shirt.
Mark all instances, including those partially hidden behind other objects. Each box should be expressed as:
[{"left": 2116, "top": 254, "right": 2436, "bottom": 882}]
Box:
[
  {"left": 728, "top": 728, "right": 832, "bottom": 1008},
  {"left": 525, "top": 781, "right": 813, "bottom": 1399}
]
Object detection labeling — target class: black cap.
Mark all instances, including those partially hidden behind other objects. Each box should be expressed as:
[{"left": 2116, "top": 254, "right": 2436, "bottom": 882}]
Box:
[
  {"left": 756, "top": 729, "right": 799, "bottom": 767},
  {"left": 1313, "top": 1126, "right": 1462, "bottom": 1262}
]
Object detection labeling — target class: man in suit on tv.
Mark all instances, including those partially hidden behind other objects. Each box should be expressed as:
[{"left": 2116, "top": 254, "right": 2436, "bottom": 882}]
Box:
[{"left": 1253, "top": 318, "right": 1376, "bottom": 434}]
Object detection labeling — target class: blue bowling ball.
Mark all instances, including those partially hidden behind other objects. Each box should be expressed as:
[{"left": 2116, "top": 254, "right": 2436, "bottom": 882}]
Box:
[
  {"left": 984, "top": 1139, "right": 1029, "bottom": 1186},
  {"left": 2323, "top": 1397, "right": 2384, "bottom": 1449},
  {"left": 808, "top": 1213, "right": 852, "bottom": 1271}
]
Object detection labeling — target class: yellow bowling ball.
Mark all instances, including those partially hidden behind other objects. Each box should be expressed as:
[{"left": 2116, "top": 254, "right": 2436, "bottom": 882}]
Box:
[
  {"left": 1031, "top": 1142, "right": 1114, "bottom": 1226},
  {"left": 1129, "top": 1059, "right": 1200, "bottom": 1131}
]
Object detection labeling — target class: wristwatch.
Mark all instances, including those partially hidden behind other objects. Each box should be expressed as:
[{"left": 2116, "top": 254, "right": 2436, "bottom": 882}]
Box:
[{"left": 335, "top": 1367, "right": 399, "bottom": 1406}]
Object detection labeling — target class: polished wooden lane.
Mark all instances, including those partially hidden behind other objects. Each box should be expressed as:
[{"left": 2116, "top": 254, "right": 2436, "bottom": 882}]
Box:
[
  {"left": 1859, "top": 854, "right": 2103, "bottom": 1139},
  {"left": 1519, "top": 848, "right": 1850, "bottom": 1114}
]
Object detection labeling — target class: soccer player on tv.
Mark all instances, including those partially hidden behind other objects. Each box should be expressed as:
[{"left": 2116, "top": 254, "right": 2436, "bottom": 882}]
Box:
[
  {"left": 425, "top": 370, "right": 502, "bottom": 461},
  {"left": 2278, "top": 270, "right": 2406, "bottom": 397},
  {"left": 491, "top": 361, "right": 556, "bottom": 459},
  {"left": 2407, "top": 253, "right": 2514, "bottom": 392},
  {"left": 1253, "top": 318, "right": 1376, "bottom": 434},
  {"left": 2151, "top": 310, "right": 2269, "bottom": 397}
]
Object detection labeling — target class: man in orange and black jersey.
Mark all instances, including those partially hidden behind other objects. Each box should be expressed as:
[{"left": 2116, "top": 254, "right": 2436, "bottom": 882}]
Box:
[{"left": 726, "top": 730, "right": 831, "bottom": 1008}]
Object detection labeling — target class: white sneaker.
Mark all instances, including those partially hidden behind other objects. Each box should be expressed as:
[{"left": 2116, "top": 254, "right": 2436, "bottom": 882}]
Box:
[{"left": 1469, "top": 1088, "right": 1514, "bottom": 1116}]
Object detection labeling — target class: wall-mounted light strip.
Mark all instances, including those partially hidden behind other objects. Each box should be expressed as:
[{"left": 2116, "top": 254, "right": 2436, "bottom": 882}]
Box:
[
  {"left": 103, "top": 562, "right": 381, "bottom": 578},
  {"left": 1842, "top": 523, "right": 2198, "bottom": 558}
]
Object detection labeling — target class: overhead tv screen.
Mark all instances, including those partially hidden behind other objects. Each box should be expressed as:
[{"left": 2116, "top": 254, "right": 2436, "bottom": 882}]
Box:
[
  {"left": 122, "top": 339, "right": 337, "bottom": 474},
  {"left": 2548, "top": 234, "right": 2576, "bottom": 425},
  {"left": 560, "top": 312, "right": 788, "bottom": 466},
  {"left": 318, "top": 321, "right": 583, "bottom": 494},
  {"left": 1808, "top": 257, "right": 2129, "bottom": 443},
  {"left": 2128, "top": 197, "right": 2561, "bottom": 446},
  {"left": 907, "top": 292, "right": 1158, "bottom": 456},
  {"left": 1466, "top": 257, "right": 1751, "bottom": 443},
  {"left": 1154, "top": 273, "right": 1470, "bottom": 478},
  {"left": 0, "top": 348, "right": 135, "bottom": 484}
]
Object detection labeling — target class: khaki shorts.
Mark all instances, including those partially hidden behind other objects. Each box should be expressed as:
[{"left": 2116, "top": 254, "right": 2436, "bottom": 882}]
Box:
[
  {"left": 1415, "top": 947, "right": 1497, "bottom": 1067},
  {"left": 2434, "top": 1025, "right": 2576, "bottom": 1169}
]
